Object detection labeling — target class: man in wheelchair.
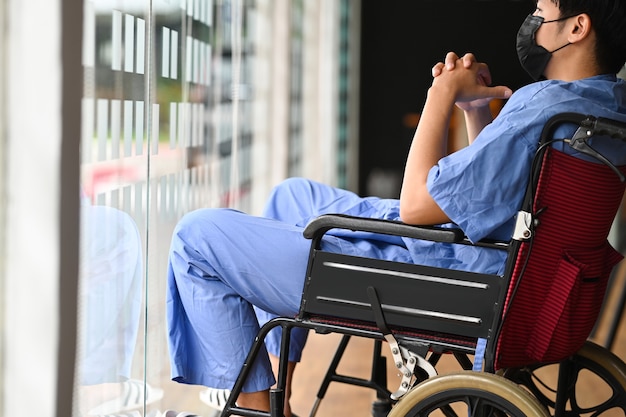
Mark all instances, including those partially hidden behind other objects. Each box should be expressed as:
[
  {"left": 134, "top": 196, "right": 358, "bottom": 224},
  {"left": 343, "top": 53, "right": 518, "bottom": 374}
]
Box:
[{"left": 166, "top": 0, "right": 626, "bottom": 415}]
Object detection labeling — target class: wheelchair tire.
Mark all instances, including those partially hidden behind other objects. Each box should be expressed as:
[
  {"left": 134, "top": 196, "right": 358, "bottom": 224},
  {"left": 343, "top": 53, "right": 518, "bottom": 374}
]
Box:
[
  {"left": 503, "top": 340, "right": 626, "bottom": 416},
  {"left": 387, "top": 371, "right": 549, "bottom": 417}
]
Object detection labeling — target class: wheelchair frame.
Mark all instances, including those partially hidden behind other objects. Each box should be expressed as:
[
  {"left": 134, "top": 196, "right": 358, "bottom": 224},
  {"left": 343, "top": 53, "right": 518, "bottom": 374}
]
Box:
[{"left": 219, "top": 113, "right": 626, "bottom": 417}]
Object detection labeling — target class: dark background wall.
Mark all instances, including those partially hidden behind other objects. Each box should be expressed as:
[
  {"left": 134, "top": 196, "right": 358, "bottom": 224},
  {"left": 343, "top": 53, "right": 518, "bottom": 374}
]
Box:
[{"left": 358, "top": 0, "right": 533, "bottom": 196}]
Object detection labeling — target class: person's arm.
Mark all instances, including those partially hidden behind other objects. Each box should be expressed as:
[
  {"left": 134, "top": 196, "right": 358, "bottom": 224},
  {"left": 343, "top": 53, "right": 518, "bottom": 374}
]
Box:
[
  {"left": 399, "top": 82, "right": 456, "bottom": 225},
  {"left": 431, "top": 53, "right": 509, "bottom": 144},
  {"left": 399, "top": 55, "right": 512, "bottom": 225},
  {"left": 463, "top": 106, "right": 495, "bottom": 144}
]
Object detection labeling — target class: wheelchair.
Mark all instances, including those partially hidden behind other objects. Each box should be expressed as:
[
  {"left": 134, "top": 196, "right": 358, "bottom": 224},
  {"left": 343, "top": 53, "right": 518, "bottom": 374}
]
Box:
[{"left": 220, "top": 113, "right": 626, "bottom": 417}]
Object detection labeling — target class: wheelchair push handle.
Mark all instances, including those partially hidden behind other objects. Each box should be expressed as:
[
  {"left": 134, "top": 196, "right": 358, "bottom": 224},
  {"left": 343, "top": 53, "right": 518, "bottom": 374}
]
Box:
[
  {"left": 540, "top": 113, "right": 626, "bottom": 182},
  {"left": 568, "top": 115, "right": 626, "bottom": 182},
  {"left": 543, "top": 112, "right": 626, "bottom": 141},
  {"left": 303, "top": 213, "right": 465, "bottom": 243},
  {"left": 592, "top": 116, "right": 626, "bottom": 140}
]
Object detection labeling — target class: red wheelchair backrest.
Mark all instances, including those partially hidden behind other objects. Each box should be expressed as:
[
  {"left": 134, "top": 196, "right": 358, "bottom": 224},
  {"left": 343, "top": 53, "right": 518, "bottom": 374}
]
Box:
[{"left": 495, "top": 148, "right": 626, "bottom": 369}]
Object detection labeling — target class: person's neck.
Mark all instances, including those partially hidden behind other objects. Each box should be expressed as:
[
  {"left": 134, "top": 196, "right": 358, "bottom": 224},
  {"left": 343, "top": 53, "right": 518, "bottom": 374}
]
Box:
[
  {"left": 545, "top": 39, "right": 601, "bottom": 81},
  {"left": 549, "top": 69, "right": 601, "bottom": 82},
  {"left": 545, "top": 57, "right": 601, "bottom": 81}
]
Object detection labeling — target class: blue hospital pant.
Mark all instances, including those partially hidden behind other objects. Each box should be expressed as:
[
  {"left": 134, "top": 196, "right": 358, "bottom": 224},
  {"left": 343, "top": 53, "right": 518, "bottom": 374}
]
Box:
[{"left": 167, "top": 178, "right": 412, "bottom": 392}]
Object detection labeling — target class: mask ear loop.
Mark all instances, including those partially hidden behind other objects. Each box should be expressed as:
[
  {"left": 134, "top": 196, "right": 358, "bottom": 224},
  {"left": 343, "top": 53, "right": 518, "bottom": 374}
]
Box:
[
  {"left": 541, "top": 15, "right": 577, "bottom": 55},
  {"left": 542, "top": 14, "right": 579, "bottom": 24},
  {"left": 548, "top": 42, "right": 571, "bottom": 54}
]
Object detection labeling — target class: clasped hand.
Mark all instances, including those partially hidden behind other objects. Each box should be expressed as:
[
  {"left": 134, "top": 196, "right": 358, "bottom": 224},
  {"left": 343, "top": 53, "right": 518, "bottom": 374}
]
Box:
[{"left": 430, "top": 52, "right": 512, "bottom": 111}]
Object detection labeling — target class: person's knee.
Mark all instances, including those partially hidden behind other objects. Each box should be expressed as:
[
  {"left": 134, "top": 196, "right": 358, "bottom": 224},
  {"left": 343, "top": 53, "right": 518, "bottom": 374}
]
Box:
[
  {"left": 267, "top": 177, "right": 313, "bottom": 206},
  {"left": 272, "top": 177, "right": 310, "bottom": 195},
  {"left": 173, "top": 208, "right": 237, "bottom": 244},
  {"left": 264, "top": 178, "right": 312, "bottom": 219}
]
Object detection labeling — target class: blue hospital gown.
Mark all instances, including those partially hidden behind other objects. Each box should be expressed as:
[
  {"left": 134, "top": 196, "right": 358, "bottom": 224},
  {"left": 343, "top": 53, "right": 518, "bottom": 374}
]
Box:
[{"left": 167, "top": 74, "right": 626, "bottom": 392}]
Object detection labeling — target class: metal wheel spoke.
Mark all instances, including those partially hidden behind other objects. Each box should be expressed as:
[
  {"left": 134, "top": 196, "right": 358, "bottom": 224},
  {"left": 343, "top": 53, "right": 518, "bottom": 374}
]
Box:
[
  {"left": 468, "top": 396, "right": 491, "bottom": 417},
  {"left": 470, "top": 397, "right": 509, "bottom": 417},
  {"left": 504, "top": 342, "right": 626, "bottom": 417},
  {"left": 440, "top": 404, "right": 459, "bottom": 417}
]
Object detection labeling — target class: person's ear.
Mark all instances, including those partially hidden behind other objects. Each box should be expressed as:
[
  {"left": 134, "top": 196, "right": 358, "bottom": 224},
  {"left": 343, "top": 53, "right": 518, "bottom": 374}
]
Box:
[{"left": 568, "top": 13, "right": 592, "bottom": 43}]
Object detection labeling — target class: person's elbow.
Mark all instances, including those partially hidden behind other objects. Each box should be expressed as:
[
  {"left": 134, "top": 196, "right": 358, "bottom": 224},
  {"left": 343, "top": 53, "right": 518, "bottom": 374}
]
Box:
[{"left": 399, "top": 190, "right": 450, "bottom": 225}]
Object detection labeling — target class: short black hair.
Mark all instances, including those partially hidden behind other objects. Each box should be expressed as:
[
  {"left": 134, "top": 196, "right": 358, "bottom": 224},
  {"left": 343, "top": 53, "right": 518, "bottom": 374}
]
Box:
[{"left": 552, "top": 0, "right": 626, "bottom": 74}]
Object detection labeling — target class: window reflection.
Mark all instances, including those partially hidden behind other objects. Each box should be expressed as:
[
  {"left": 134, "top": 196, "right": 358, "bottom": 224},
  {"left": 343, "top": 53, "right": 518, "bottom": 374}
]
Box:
[
  {"left": 77, "top": 196, "right": 163, "bottom": 416},
  {"left": 79, "top": 0, "right": 256, "bottom": 415},
  {"left": 77, "top": 0, "right": 351, "bottom": 415}
]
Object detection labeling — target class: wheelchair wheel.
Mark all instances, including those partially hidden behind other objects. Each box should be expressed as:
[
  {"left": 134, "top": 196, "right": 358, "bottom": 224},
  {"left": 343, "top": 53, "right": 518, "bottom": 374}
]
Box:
[
  {"left": 503, "top": 341, "right": 626, "bottom": 416},
  {"left": 388, "top": 372, "right": 549, "bottom": 417}
]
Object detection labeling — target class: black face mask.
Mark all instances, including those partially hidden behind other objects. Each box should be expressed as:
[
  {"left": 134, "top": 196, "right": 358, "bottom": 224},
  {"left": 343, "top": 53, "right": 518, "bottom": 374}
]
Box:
[{"left": 516, "top": 14, "right": 573, "bottom": 81}]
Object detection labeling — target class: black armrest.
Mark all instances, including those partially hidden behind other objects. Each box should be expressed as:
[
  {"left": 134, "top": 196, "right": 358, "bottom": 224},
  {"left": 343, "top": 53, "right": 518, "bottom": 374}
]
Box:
[{"left": 302, "top": 214, "right": 465, "bottom": 243}]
